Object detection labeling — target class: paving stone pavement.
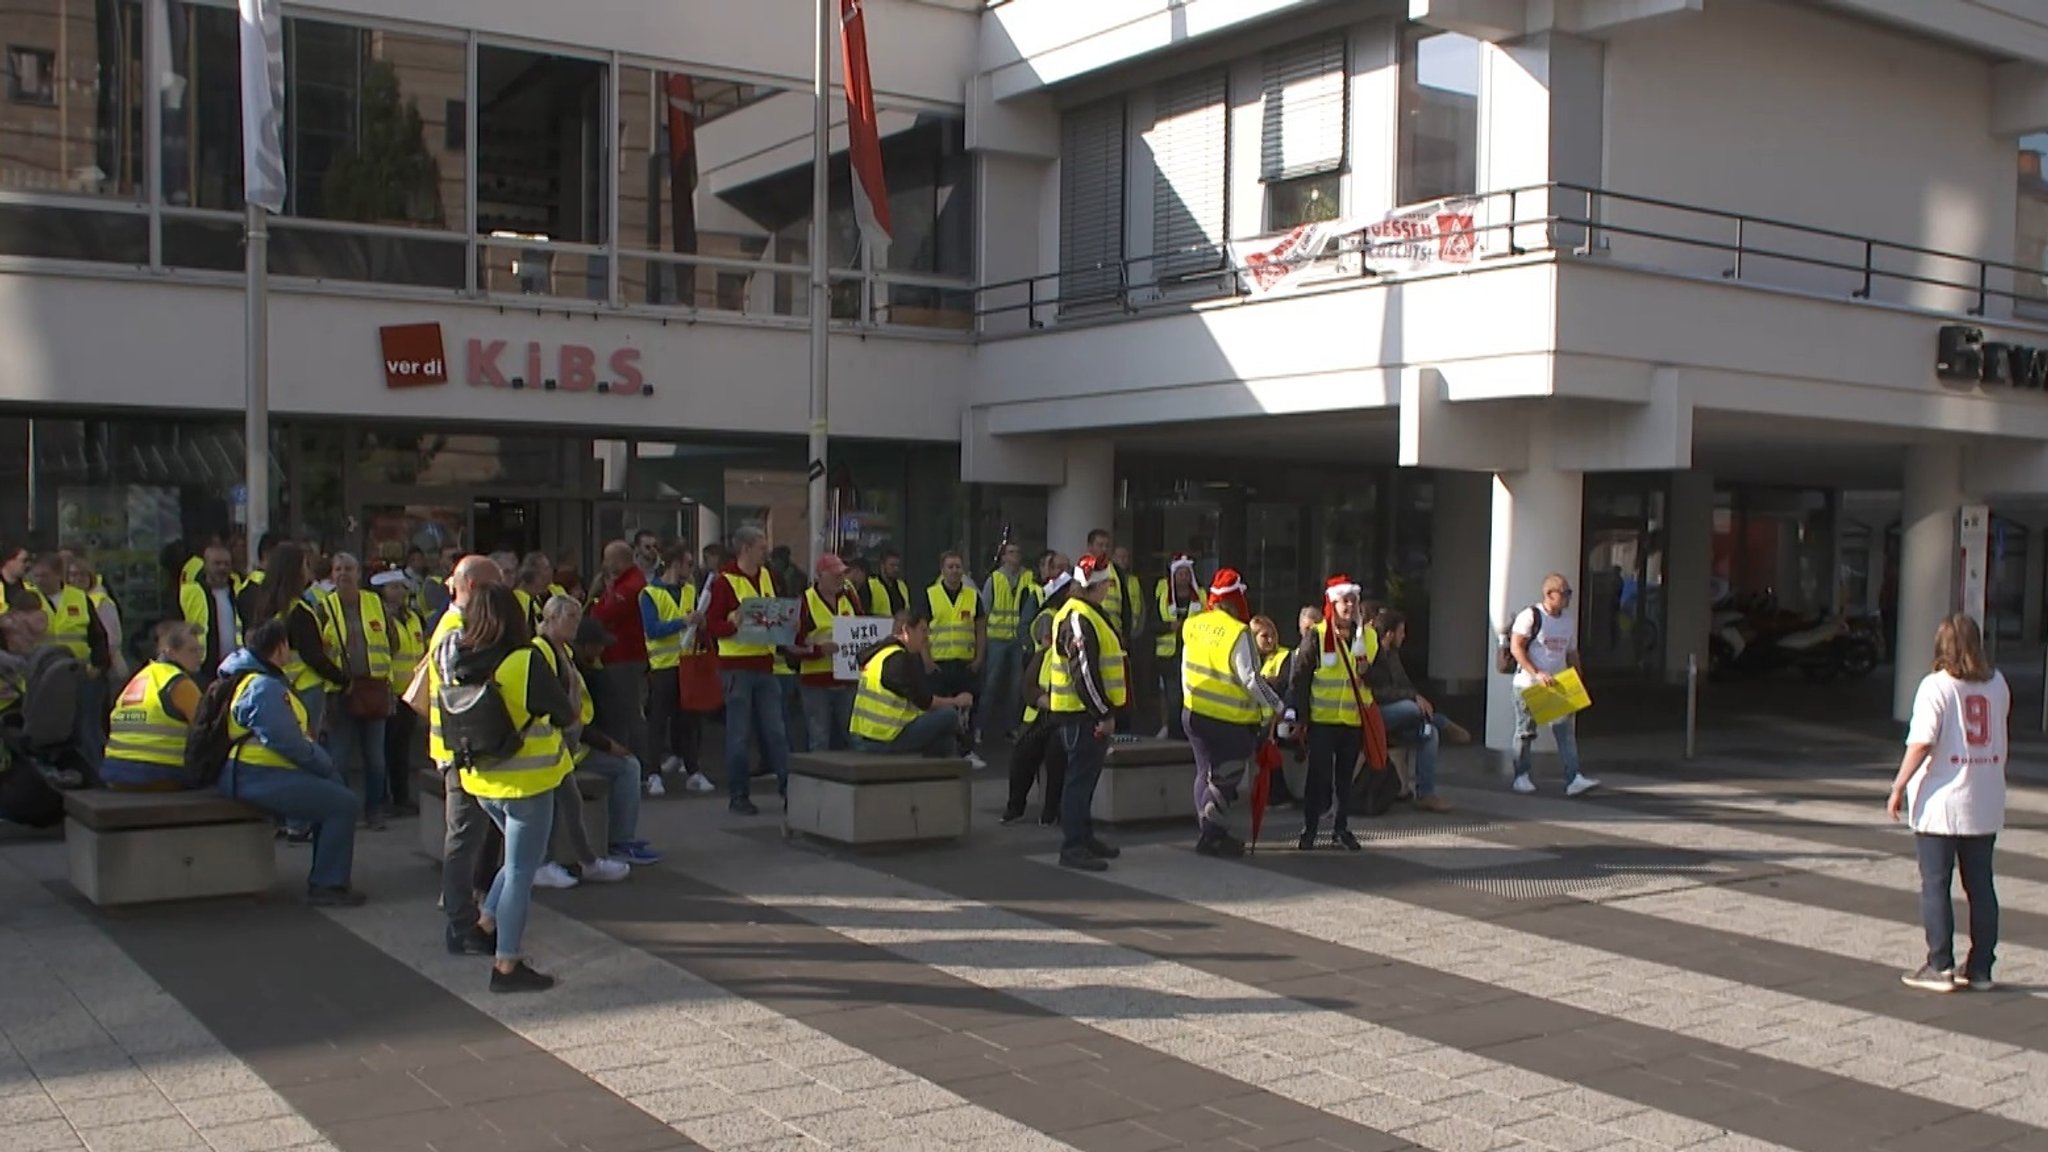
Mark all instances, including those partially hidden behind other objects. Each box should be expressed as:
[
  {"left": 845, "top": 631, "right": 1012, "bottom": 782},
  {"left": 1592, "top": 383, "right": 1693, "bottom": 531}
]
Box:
[{"left": 4, "top": 744, "right": 2048, "bottom": 1152}]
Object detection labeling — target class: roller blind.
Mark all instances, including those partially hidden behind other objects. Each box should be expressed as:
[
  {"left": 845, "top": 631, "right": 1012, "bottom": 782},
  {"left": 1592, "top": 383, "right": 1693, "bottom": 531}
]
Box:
[
  {"left": 1059, "top": 99, "right": 1126, "bottom": 306},
  {"left": 1149, "top": 70, "right": 1229, "bottom": 280},
  {"left": 1261, "top": 34, "right": 1348, "bottom": 182}
]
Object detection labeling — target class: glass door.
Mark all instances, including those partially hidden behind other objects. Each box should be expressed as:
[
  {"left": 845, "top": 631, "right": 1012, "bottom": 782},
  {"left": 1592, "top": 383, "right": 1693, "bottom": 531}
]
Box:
[{"left": 1245, "top": 503, "right": 1304, "bottom": 640}]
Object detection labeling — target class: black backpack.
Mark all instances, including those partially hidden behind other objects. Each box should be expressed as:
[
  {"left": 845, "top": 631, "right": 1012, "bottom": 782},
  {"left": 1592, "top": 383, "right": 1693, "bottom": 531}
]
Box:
[
  {"left": 1493, "top": 604, "right": 1543, "bottom": 675},
  {"left": 437, "top": 653, "right": 524, "bottom": 769},
  {"left": 184, "top": 671, "right": 256, "bottom": 787},
  {"left": 19, "top": 645, "right": 84, "bottom": 751}
]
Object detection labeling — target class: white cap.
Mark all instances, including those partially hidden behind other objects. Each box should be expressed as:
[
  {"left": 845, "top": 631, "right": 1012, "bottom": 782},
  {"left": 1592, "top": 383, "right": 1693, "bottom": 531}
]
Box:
[
  {"left": 370, "top": 570, "right": 412, "bottom": 590},
  {"left": 1042, "top": 573, "right": 1073, "bottom": 599},
  {"left": 1072, "top": 557, "right": 1115, "bottom": 589}
]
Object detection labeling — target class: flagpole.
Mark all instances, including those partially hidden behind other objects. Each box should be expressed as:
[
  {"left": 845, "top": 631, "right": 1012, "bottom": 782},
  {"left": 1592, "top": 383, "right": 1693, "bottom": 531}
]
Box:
[
  {"left": 806, "top": 0, "right": 832, "bottom": 567},
  {"left": 244, "top": 201, "right": 271, "bottom": 544},
  {"left": 238, "top": 0, "right": 283, "bottom": 547}
]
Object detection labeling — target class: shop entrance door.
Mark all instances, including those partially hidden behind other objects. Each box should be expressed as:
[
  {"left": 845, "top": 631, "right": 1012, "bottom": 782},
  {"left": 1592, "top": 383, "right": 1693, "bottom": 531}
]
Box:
[{"left": 472, "top": 498, "right": 536, "bottom": 557}]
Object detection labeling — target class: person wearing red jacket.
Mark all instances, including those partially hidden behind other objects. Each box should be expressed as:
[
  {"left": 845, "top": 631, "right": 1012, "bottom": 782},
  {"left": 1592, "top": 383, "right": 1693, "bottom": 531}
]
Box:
[
  {"left": 700, "top": 527, "right": 791, "bottom": 815},
  {"left": 587, "top": 541, "right": 651, "bottom": 776}
]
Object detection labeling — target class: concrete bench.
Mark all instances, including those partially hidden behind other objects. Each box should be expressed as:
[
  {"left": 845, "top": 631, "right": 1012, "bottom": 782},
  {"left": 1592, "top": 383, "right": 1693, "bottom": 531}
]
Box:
[
  {"left": 415, "top": 768, "right": 610, "bottom": 863},
  {"left": 1092, "top": 738, "right": 1198, "bottom": 826},
  {"left": 786, "top": 753, "right": 970, "bottom": 848},
  {"left": 64, "top": 790, "right": 276, "bottom": 907}
]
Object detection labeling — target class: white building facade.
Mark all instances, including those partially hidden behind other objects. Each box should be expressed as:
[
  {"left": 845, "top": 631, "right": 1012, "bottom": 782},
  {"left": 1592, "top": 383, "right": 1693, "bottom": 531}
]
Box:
[{"left": 5, "top": 0, "right": 2048, "bottom": 742}]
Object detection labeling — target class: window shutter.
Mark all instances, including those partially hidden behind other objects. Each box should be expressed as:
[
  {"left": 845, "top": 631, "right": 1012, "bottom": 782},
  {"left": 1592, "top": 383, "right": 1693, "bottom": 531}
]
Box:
[
  {"left": 1149, "top": 70, "right": 1228, "bottom": 281},
  {"left": 1059, "top": 99, "right": 1126, "bottom": 306},
  {"left": 1260, "top": 35, "right": 1347, "bottom": 182}
]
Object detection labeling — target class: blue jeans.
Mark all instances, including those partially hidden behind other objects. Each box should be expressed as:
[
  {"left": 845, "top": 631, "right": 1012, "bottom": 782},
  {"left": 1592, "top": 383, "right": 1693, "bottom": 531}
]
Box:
[
  {"left": 219, "top": 761, "right": 359, "bottom": 891},
  {"left": 978, "top": 639, "right": 1025, "bottom": 736},
  {"left": 721, "top": 669, "right": 790, "bottom": 804},
  {"left": 1058, "top": 716, "right": 1109, "bottom": 857},
  {"left": 852, "top": 709, "right": 961, "bottom": 757},
  {"left": 325, "top": 706, "right": 388, "bottom": 818},
  {"left": 1378, "top": 700, "right": 1440, "bottom": 797},
  {"left": 578, "top": 749, "right": 642, "bottom": 847},
  {"left": 479, "top": 792, "right": 555, "bottom": 962},
  {"left": 1917, "top": 833, "right": 1998, "bottom": 979},
  {"left": 799, "top": 685, "right": 855, "bottom": 752},
  {"left": 1511, "top": 694, "right": 1580, "bottom": 784},
  {"left": 295, "top": 686, "right": 327, "bottom": 739}
]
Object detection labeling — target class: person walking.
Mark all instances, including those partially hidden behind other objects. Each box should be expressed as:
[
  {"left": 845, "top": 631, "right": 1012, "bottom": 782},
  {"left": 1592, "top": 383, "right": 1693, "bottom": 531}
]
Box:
[
  {"left": 1047, "top": 556, "right": 1126, "bottom": 872},
  {"left": 702, "top": 527, "right": 791, "bottom": 815},
  {"left": 1505, "top": 573, "right": 1600, "bottom": 796},
  {"left": 1890, "top": 613, "right": 2009, "bottom": 993},
  {"left": 1180, "top": 568, "right": 1285, "bottom": 858}
]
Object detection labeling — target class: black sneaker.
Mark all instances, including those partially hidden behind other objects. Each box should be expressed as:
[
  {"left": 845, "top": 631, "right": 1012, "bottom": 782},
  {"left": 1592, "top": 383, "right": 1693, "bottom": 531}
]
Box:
[
  {"left": 999, "top": 808, "right": 1027, "bottom": 825},
  {"left": 1196, "top": 833, "right": 1246, "bottom": 858},
  {"left": 489, "top": 961, "right": 556, "bottom": 994},
  {"left": 1335, "top": 829, "right": 1362, "bottom": 852},
  {"left": 730, "top": 798, "right": 760, "bottom": 816},
  {"left": 307, "top": 887, "right": 367, "bottom": 908},
  {"left": 1901, "top": 965, "right": 1958, "bottom": 993},
  {"left": 445, "top": 927, "right": 497, "bottom": 956},
  {"left": 1086, "top": 838, "right": 1120, "bottom": 860},
  {"left": 1058, "top": 851, "right": 1108, "bottom": 873},
  {"left": 1957, "top": 972, "right": 1997, "bottom": 992},
  {"left": 1297, "top": 830, "right": 1319, "bottom": 851}
]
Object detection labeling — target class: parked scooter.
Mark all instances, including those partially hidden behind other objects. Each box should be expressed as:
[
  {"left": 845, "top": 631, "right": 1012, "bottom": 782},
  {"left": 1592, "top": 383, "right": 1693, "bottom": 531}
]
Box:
[{"left": 1708, "top": 597, "right": 1879, "bottom": 681}]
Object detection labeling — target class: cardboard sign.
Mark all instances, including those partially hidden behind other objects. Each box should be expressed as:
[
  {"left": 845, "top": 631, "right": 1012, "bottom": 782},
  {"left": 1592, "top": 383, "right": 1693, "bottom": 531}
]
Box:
[
  {"left": 832, "top": 616, "right": 894, "bottom": 681},
  {"left": 1519, "top": 668, "right": 1593, "bottom": 727},
  {"left": 733, "top": 597, "right": 801, "bottom": 647}
]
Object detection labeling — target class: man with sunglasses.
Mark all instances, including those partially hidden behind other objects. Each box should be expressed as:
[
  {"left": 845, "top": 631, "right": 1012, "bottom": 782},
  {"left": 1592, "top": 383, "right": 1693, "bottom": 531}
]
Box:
[{"left": 1507, "top": 573, "right": 1600, "bottom": 796}]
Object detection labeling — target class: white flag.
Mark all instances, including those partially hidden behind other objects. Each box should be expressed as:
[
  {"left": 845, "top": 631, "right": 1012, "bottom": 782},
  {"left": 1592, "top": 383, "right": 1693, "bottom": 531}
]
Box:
[{"left": 238, "top": 0, "right": 286, "bottom": 213}]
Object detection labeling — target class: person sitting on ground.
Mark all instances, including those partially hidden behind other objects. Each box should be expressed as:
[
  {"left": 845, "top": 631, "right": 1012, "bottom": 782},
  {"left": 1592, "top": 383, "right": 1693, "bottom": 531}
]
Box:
[
  {"left": 101, "top": 622, "right": 207, "bottom": 792},
  {"left": 1366, "top": 609, "right": 1460, "bottom": 814},
  {"left": 848, "top": 612, "right": 975, "bottom": 757},
  {"left": 218, "top": 619, "right": 365, "bottom": 906}
]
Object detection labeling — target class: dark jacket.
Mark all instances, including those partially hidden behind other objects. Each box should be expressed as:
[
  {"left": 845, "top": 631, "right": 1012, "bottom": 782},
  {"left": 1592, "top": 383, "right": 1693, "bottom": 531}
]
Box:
[
  {"left": 1366, "top": 638, "right": 1418, "bottom": 705},
  {"left": 1055, "top": 599, "right": 1116, "bottom": 722},
  {"left": 443, "top": 635, "right": 575, "bottom": 730},
  {"left": 867, "top": 644, "right": 934, "bottom": 710}
]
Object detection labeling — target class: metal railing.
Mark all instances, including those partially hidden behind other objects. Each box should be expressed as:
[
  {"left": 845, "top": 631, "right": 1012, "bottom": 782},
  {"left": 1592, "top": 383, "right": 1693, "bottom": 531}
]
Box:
[{"left": 976, "top": 181, "right": 2048, "bottom": 328}]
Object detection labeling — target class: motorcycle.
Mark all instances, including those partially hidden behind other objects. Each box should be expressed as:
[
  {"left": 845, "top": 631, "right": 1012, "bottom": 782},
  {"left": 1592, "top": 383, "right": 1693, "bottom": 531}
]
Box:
[{"left": 1708, "top": 597, "right": 1879, "bottom": 682}]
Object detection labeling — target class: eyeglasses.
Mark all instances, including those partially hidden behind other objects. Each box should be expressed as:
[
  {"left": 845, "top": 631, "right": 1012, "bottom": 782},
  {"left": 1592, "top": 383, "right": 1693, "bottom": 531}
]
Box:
[{"left": 1548, "top": 587, "right": 1574, "bottom": 598}]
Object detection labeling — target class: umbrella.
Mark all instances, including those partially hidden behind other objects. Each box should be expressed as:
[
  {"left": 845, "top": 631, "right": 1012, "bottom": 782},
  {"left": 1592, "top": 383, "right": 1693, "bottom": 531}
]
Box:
[{"left": 1246, "top": 736, "right": 1283, "bottom": 854}]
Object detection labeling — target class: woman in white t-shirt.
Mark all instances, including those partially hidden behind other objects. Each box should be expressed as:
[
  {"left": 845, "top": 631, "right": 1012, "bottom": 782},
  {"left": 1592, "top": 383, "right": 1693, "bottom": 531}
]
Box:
[{"left": 1887, "top": 613, "right": 2008, "bottom": 994}]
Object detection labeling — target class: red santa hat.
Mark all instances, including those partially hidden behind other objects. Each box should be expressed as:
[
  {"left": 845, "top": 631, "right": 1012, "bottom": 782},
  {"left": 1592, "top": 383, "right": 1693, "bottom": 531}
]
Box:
[
  {"left": 1321, "top": 574, "right": 1361, "bottom": 664},
  {"left": 1206, "top": 567, "right": 1248, "bottom": 618}
]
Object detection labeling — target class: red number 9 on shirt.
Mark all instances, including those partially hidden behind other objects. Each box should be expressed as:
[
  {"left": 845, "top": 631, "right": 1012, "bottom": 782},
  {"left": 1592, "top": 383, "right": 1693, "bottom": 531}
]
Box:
[{"left": 1963, "top": 694, "right": 1991, "bottom": 748}]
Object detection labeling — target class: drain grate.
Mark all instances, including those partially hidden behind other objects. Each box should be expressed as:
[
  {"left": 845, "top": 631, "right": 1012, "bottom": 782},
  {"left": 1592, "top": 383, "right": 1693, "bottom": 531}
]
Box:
[{"left": 1444, "top": 857, "right": 1731, "bottom": 901}]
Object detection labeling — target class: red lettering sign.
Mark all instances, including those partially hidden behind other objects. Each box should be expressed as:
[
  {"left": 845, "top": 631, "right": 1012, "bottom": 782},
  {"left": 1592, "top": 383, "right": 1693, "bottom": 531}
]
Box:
[
  {"left": 457, "top": 338, "right": 651, "bottom": 396},
  {"left": 380, "top": 324, "right": 449, "bottom": 388}
]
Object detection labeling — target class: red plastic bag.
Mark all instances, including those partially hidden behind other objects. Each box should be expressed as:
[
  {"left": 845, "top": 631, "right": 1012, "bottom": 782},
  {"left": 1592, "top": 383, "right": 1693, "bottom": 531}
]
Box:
[{"left": 677, "top": 650, "right": 723, "bottom": 713}]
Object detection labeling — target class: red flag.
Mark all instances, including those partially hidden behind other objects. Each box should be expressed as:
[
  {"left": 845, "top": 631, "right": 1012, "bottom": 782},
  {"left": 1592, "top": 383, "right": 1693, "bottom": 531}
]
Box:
[
  {"left": 838, "top": 0, "right": 892, "bottom": 263},
  {"left": 662, "top": 73, "right": 698, "bottom": 257}
]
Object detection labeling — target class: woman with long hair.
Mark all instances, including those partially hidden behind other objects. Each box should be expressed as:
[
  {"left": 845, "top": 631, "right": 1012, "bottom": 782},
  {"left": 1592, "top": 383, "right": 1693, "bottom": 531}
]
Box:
[
  {"left": 1889, "top": 612, "right": 2009, "bottom": 993},
  {"left": 439, "top": 583, "right": 575, "bottom": 993},
  {"left": 238, "top": 542, "right": 349, "bottom": 740}
]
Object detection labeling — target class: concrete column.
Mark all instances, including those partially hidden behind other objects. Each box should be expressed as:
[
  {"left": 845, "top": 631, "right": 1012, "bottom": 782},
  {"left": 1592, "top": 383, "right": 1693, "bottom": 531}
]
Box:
[
  {"left": 1895, "top": 443, "right": 1966, "bottom": 720},
  {"left": 1047, "top": 440, "right": 1115, "bottom": 560},
  {"left": 2023, "top": 522, "right": 2045, "bottom": 644},
  {"left": 1480, "top": 32, "right": 1603, "bottom": 251},
  {"left": 1486, "top": 462, "right": 1584, "bottom": 751},
  {"left": 1663, "top": 470, "right": 1715, "bottom": 684},
  {"left": 1429, "top": 469, "right": 1493, "bottom": 696}
]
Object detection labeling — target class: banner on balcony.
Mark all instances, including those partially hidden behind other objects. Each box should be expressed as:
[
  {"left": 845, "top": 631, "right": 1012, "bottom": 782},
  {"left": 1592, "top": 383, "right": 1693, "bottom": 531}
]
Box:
[
  {"left": 1361, "top": 196, "right": 1484, "bottom": 274},
  {"left": 1226, "top": 196, "right": 1485, "bottom": 297}
]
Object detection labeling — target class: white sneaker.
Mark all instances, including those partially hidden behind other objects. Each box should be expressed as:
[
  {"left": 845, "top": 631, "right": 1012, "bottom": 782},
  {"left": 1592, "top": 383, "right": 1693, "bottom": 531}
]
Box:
[
  {"left": 684, "top": 772, "right": 717, "bottom": 794},
  {"left": 582, "top": 857, "right": 631, "bottom": 883},
  {"left": 533, "top": 862, "right": 579, "bottom": 889},
  {"left": 644, "top": 775, "right": 667, "bottom": 798},
  {"left": 965, "top": 752, "right": 990, "bottom": 771},
  {"left": 1511, "top": 776, "right": 1536, "bottom": 794},
  {"left": 660, "top": 756, "right": 684, "bottom": 775},
  {"left": 1565, "top": 776, "right": 1602, "bottom": 797}
]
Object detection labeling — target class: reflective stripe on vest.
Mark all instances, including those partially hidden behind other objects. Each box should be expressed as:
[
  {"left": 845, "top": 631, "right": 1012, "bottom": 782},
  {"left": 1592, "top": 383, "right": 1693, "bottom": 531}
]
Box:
[
  {"left": 800, "top": 588, "right": 855, "bottom": 677},
  {"left": 1307, "top": 622, "right": 1378, "bottom": 727},
  {"left": 1153, "top": 580, "right": 1202, "bottom": 658},
  {"left": 716, "top": 569, "right": 778, "bottom": 659},
  {"left": 106, "top": 661, "right": 192, "bottom": 769},
  {"left": 1049, "top": 599, "right": 1127, "bottom": 713},
  {"left": 318, "top": 590, "right": 393, "bottom": 681},
  {"left": 38, "top": 587, "right": 92, "bottom": 662},
  {"left": 848, "top": 643, "right": 920, "bottom": 742},
  {"left": 926, "top": 583, "right": 978, "bottom": 663},
  {"left": 458, "top": 640, "right": 573, "bottom": 800},
  {"left": 643, "top": 584, "right": 693, "bottom": 671},
  {"left": 1180, "top": 612, "right": 1259, "bottom": 724},
  {"left": 988, "top": 570, "right": 1028, "bottom": 642},
  {"left": 226, "top": 672, "right": 310, "bottom": 771}
]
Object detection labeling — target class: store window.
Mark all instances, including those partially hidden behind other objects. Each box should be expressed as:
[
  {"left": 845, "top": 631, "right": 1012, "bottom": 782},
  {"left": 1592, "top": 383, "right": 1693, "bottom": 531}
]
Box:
[
  {"left": 1583, "top": 476, "right": 1668, "bottom": 677},
  {"left": 0, "top": 0, "right": 147, "bottom": 263},
  {"left": 474, "top": 44, "right": 607, "bottom": 299},
  {"left": 878, "top": 114, "right": 975, "bottom": 327},
  {"left": 2018, "top": 134, "right": 2048, "bottom": 311},
  {"left": 1260, "top": 35, "right": 1347, "bottom": 231},
  {"left": 1397, "top": 26, "right": 1481, "bottom": 206}
]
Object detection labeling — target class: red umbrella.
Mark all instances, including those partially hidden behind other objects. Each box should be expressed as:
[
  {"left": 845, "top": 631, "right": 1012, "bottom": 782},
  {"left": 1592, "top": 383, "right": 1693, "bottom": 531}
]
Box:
[{"left": 1246, "top": 737, "right": 1284, "bottom": 854}]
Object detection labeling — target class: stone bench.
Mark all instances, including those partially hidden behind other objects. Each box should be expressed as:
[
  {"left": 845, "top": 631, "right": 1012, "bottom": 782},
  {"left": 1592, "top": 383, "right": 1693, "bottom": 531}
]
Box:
[
  {"left": 415, "top": 768, "right": 611, "bottom": 864},
  {"left": 1092, "top": 738, "right": 1198, "bottom": 826},
  {"left": 786, "top": 753, "right": 970, "bottom": 848},
  {"left": 64, "top": 790, "right": 276, "bottom": 907}
]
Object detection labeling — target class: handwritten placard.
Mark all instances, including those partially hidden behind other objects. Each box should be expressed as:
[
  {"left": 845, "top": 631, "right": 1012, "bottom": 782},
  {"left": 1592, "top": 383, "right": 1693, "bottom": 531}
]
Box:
[
  {"left": 832, "top": 616, "right": 894, "bottom": 681},
  {"left": 734, "top": 597, "right": 801, "bottom": 647}
]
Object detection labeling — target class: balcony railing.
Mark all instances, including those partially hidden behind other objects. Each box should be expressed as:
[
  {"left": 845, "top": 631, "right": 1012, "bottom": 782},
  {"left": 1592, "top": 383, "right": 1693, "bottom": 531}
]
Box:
[{"left": 975, "top": 182, "right": 2048, "bottom": 332}]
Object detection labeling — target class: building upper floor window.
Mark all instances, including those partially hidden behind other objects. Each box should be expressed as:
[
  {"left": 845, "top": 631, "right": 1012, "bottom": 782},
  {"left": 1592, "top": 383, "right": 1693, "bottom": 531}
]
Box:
[
  {"left": 1260, "top": 34, "right": 1346, "bottom": 231},
  {"left": 1059, "top": 98, "right": 1126, "bottom": 307},
  {"left": 1149, "top": 70, "right": 1228, "bottom": 279},
  {"left": 2019, "top": 134, "right": 2048, "bottom": 310},
  {"left": 1397, "top": 26, "right": 1480, "bottom": 206}
]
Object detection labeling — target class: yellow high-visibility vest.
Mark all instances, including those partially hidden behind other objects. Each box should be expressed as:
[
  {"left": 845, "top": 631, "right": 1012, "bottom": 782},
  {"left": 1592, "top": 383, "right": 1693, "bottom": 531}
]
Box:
[
  {"left": 1021, "top": 652, "right": 1053, "bottom": 725},
  {"left": 1307, "top": 622, "right": 1379, "bottom": 727},
  {"left": 800, "top": 588, "right": 856, "bottom": 678},
  {"left": 925, "top": 582, "right": 979, "bottom": 663},
  {"left": 642, "top": 583, "right": 697, "bottom": 671},
  {"left": 716, "top": 569, "right": 779, "bottom": 660},
  {"left": 278, "top": 598, "right": 332, "bottom": 694},
  {"left": 1181, "top": 611, "right": 1259, "bottom": 725},
  {"left": 317, "top": 589, "right": 394, "bottom": 682},
  {"left": 1049, "top": 599, "right": 1127, "bottom": 713},
  {"left": 458, "top": 640, "right": 574, "bottom": 801},
  {"left": 426, "top": 607, "right": 465, "bottom": 765},
  {"left": 226, "top": 672, "right": 312, "bottom": 771},
  {"left": 848, "top": 643, "right": 921, "bottom": 743},
  {"left": 1154, "top": 579, "right": 1203, "bottom": 659},
  {"left": 513, "top": 588, "right": 547, "bottom": 634},
  {"left": 106, "top": 661, "right": 192, "bottom": 769},
  {"left": 180, "top": 555, "right": 204, "bottom": 584},
  {"left": 1260, "top": 647, "right": 1292, "bottom": 681},
  {"left": 866, "top": 576, "right": 910, "bottom": 618},
  {"left": 987, "top": 570, "right": 1032, "bottom": 643},
  {"left": 36, "top": 586, "right": 92, "bottom": 662},
  {"left": 387, "top": 607, "right": 424, "bottom": 691}
]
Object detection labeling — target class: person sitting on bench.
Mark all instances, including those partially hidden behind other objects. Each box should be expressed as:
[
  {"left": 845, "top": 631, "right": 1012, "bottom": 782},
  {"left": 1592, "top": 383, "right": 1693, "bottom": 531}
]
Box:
[
  {"left": 848, "top": 612, "right": 974, "bottom": 757},
  {"left": 102, "top": 622, "right": 206, "bottom": 792}
]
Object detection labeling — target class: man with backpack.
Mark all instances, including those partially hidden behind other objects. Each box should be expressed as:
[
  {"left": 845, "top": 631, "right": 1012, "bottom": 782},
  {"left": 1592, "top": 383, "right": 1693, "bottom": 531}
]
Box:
[
  {"left": 1503, "top": 573, "right": 1600, "bottom": 797},
  {"left": 197, "top": 619, "right": 365, "bottom": 905}
]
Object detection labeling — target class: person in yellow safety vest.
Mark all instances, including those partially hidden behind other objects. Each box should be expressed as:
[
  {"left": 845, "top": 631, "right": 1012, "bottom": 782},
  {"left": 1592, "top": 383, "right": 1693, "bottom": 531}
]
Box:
[
  {"left": 977, "top": 542, "right": 1038, "bottom": 747},
  {"left": 512, "top": 552, "right": 558, "bottom": 636},
  {"left": 28, "top": 552, "right": 111, "bottom": 762},
  {"left": 1250, "top": 615, "right": 1290, "bottom": 687},
  {"left": 69, "top": 551, "right": 128, "bottom": 694},
  {"left": 1283, "top": 576, "right": 1380, "bottom": 852},
  {"left": 315, "top": 553, "right": 398, "bottom": 830},
  {"left": 701, "top": 526, "right": 791, "bottom": 816},
  {"left": 1153, "top": 554, "right": 1203, "bottom": 741},
  {"left": 1000, "top": 580, "right": 1071, "bottom": 826},
  {"left": 182, "top": 545, "right": 244, "bottom": 685},
  {"left": 101, "top": 621, "right": 207, "bottom": 792},
  {"left": 924, "top": 551, "right": 989, "bottom": 769},
  {"left": 217, "top": 618, "right": 365, "bottom": 906},
  {"left": 237, "top": 542, "right": 350, "bottom": 744},
  {"left": 1180, "top": 567, "right": 1286, "bottom": 859},
  {"left": 373, "top": 567, "right": 425, "bottom": 817},
  {"left": 639, "top": 544, "right": 706, "bottom": 795},
  {"left": 866, "top": 549, "right": 913, "bottom": 619},
  {"left": 1082, "top": 531, "right": 1146, "bottom": 735},
  {"left": 1046, "top": 555, "right": 1128, "bottom": 872},
  {"left": 848, "top": 612, "right": 975, "bottom": 756},
  {"left": 424, "top": 554, "right": 506, "bottom": 960},
  {"left": 792, "top": 553, "right": 859, "bottom": 752}
]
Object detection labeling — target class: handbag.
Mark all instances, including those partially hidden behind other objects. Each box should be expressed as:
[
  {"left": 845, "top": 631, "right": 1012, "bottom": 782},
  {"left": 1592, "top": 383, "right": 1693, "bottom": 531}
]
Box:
[
  {"left": 677, "top": 643, "right": 723, "bottom": 713},
  {"left": 402, "top": 656, "right": 432, "bottom": 717},
  {"left": 344, "top": 676, "right": 392, "bottom": 720}
]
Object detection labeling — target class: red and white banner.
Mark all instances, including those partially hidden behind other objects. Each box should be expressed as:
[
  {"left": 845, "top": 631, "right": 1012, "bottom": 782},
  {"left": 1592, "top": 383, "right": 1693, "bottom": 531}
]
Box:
[
  {"left": 839, "top": 0, "right": 892, "bottom": 265},
  {"left": 662, "top": 73, "right": 698, "bottom": 256},
  {"left": 1227, "top": 196, "right": 1487, "bottom": 297},
  {"left": 1361, "top": 196, "right": 1483, "bottom": 275},
  {"left": 1225, "top": 218, "right": 1358, "bottom": 297}
]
